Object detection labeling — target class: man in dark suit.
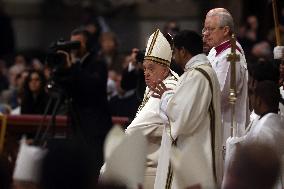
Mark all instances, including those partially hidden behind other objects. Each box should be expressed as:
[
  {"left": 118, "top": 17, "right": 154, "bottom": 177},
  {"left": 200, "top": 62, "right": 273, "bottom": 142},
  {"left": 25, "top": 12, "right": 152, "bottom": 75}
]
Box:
[{"left": 56, "top": 27, "right": 112, "bottom": 177}]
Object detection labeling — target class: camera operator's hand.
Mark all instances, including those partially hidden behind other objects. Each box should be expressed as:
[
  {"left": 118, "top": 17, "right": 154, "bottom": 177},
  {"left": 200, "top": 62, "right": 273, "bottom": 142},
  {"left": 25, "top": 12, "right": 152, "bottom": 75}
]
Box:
[{"left": 57, "top": 50, "right": 75, "bottom": 68}]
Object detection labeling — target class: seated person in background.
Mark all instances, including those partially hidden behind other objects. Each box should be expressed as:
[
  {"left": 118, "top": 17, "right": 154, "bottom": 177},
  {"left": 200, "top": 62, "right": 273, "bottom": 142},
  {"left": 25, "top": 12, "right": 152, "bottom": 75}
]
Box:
[
  {"left": 108, "top": 69, "right": 140, "bottom": 120},
  {"left": 20, "top": 69, "right": 50, "bottom": 115},
  {"left": 120, "top": 48, "right": 146, "bottom": 102},
  {"left": 99, "top": 32, "right": 124, "bottom": 73},
  {"left": 125, "top": 29, "right": 179, "bottom": 189}
]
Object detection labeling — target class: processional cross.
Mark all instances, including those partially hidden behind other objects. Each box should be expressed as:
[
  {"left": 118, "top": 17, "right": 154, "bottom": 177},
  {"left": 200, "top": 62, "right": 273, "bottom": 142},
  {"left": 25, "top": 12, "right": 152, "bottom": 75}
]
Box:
[{"left": 227, "top": 34, "right": 240, "bottom": 137}]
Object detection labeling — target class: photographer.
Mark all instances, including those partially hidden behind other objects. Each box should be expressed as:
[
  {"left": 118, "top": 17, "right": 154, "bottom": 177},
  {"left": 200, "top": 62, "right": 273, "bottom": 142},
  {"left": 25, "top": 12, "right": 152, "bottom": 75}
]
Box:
[
  {"left": 54, "top": 27, "right": 112, "bottom": 176},
  {"left": 120, "top": 48, "right": 146, "bottom": 101}
]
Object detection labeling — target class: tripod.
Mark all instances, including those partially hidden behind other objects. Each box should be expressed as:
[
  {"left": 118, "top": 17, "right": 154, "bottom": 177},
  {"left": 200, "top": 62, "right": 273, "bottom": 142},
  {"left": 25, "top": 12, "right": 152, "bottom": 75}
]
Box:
[{"left": 34, "top": 80, "right": 79, "bottom": 146}]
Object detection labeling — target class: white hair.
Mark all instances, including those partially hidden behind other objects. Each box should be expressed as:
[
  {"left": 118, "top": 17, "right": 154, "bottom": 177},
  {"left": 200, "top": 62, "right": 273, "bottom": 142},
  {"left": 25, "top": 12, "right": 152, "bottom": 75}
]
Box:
[{"left": 207, "top": 8, "right": 235, "bottom": 34}]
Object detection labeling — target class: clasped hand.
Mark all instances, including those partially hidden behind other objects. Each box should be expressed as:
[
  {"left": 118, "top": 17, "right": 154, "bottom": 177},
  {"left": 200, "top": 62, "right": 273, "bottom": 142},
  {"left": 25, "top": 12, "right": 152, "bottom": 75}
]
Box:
[{"left": 56, "top": 50, "right": 77, "bottom": 68}]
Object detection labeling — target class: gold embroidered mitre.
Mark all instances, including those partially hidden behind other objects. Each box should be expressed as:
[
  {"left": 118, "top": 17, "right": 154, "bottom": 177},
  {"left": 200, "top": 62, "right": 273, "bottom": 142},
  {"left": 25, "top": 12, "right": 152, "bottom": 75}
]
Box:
[{"left": 144, "top": 29, "right": 172, "bottom": 67}]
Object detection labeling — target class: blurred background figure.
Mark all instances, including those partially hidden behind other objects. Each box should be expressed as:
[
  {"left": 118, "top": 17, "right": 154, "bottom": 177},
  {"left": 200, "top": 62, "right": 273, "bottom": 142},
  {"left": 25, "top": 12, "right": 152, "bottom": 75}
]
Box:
[
  {"left": 120, "top": 48, "right": 146, "bottom": 102},
  {"left": 99, "top": 32, "right": 124, "bottom": 72},
  {"left": 0, "top": 4, "right": 15, "bottom": 60},
  {"left": 13, "top": 54, "right": 27, "bottom": 70},
  {"left": 84, "top": 19, "right": 103, "bottom": 55},
  {"left": 163, "top": 20, "right": 180, "bottom": 37},
  {"left": 222, "top": 142, "right": 281, "bottom": 189},
  {"left": 0, "top": 154, "right": 12, "bottom": 189},
  {"left": 40, "top": 139, "right": 98, "bottom": 189},
  {"left": 245, "top": 15, "right": 259, "bottom": 43},
  {"left": 20, "top": 69, "right": 49, "bottom": 115},
  {"left": 108, "top": 69, "right": 140, "bottom": 120},
  {"left": 250, "top": 41, "right": 272, "bottom": 61},
  {"left": 0, "top": 60, "right": 9, "bottom": 94}
]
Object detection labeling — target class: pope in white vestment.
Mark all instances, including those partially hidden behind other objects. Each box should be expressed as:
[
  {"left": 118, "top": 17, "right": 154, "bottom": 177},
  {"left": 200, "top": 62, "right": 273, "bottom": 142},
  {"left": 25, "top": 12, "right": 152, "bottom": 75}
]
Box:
[
  {"left": 126, "top": 74, "right": 178, "bottom": 188},
  {"left": 125, "top": 29, "right": 179, "bottom": 189},
  {"left": 154, "top": 53, "right": 223, "bottom": 189}
]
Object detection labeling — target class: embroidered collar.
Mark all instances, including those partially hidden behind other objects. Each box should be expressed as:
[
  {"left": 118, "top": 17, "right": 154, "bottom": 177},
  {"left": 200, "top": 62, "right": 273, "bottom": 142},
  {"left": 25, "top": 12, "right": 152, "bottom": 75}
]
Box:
[
  {"left": 214, "top": 40, "right": 242, "bottom": 57},
  {"left": 184, "top": 54, "right": 210, "bottom": 71}
]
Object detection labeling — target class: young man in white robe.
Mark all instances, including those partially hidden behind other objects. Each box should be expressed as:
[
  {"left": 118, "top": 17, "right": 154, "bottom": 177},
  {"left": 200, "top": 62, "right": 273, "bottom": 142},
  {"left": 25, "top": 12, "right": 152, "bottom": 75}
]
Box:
[
  {"left": 245, "top": 81, "right": 284, "bottom": 189},
  {"left": 203, "top": 8, "right": 249, "bottom": 146},
  {"left": 125, "top": 29, "right": 179, "bottom": 189},
  {"left": 223, "top": 81, "right": 284, "bottom": 189},
  {"left": 151, "top": 30, "right": 223, "bottom": 189}
]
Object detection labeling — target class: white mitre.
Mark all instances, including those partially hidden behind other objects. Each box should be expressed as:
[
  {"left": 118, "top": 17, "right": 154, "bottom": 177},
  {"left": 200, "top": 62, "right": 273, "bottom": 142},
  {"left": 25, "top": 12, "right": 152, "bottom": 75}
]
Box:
[
  {"left": 144, "top": 29, "right": 172, "bottom": 67},
  {"left": 13, "top": 137, "right": 47, "bottom": 183},
  {"left": 170, "top": 145, "right": 214, "bottom": 189},
  {"left": 101, "top": 126, "right": 147, "bottom": 189}
]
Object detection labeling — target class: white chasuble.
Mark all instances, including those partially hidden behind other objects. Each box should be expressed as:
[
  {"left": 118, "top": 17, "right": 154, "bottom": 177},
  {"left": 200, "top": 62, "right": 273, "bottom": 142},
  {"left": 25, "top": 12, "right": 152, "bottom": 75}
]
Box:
[
  {"left": 155, "top": 54, "right": 223, "bottom": 189},
  {"left": 126, "top": 71, "right": 179, "bottom": 189}
]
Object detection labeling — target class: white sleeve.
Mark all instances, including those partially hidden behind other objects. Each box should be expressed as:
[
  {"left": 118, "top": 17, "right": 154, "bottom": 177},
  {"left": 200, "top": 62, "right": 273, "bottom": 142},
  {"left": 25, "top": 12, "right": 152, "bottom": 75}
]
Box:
[
  {"left": 128, "top": 62, "right": 136, "bottom": 72},
  {"left": 159, "top": 90, "right": 175, "bottom": 124}
]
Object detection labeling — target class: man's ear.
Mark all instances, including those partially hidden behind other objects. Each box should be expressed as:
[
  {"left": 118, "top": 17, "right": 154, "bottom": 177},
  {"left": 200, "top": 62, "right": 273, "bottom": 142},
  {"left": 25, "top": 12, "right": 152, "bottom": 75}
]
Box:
[
  {"left": 255, "top": 96, "right": 262, "bottom": 108},
  {"left": 223, "top": 26, "right": 231, "bottom": 37},
  {"left": 162, "top": 67, "right": 169, "bottom": 77},
  {"left": 181, "top": 47, "right": 187, "bottom": 58}
]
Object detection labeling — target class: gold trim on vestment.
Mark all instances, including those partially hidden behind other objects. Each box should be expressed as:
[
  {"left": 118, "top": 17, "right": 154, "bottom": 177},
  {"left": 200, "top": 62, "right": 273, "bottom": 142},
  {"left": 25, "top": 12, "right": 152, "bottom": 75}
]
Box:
[
  {"left": 147, "top": 29, "right": 159, "bottom": 56},
  {"left": 195, "top": 67, "right": 217, "bottom": 183},
  {"left": 135, "top": 90, "right": 151, "bottom": 118},
  {"left": 165, "top": 161, "right": 174, "bottom": 189},
  {"left": 144, "top": 56, "right": 170, "bottom": 67}
]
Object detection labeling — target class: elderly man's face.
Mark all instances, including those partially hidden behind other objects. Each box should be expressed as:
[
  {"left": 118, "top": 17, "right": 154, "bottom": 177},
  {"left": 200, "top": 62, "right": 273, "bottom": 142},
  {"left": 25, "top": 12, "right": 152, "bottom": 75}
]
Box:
[
  {"left": 203, "top": 15, "right": 227, "bottom": 48},
  {"left": 143, "top": 60, "right": 168, "bottom": 88}
]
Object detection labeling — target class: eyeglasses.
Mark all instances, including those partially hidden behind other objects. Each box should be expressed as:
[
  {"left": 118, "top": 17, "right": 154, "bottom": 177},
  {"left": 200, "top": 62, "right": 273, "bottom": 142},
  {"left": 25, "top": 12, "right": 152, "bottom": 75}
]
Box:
[{"left": 202, "top": 26, "right": 223, "bottom": 34}]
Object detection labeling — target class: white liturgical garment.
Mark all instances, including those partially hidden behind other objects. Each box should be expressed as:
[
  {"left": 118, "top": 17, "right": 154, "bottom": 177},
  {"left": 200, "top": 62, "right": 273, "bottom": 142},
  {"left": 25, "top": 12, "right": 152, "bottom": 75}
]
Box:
[
  {"left": 207, "top": 40, "right": 249, "bottom": 145},
  {"left": 155, "top": 54, "right": 223, "bottom": 189}
]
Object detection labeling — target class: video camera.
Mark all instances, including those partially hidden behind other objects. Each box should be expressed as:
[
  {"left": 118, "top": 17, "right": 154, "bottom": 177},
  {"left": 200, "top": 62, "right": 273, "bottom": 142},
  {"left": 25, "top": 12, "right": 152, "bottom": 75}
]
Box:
[{"left": 46, "top": 39, "right": 81, "bottom": 69}]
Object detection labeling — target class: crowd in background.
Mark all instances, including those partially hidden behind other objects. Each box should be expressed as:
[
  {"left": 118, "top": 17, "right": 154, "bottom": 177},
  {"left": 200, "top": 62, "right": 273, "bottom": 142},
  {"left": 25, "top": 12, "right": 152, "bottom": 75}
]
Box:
[
  {"left": 0, "top": 8, "right": 283, "bottom": 121},
  {"left": 0, "top": 5, "right": 283, "bottom": 189}
]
